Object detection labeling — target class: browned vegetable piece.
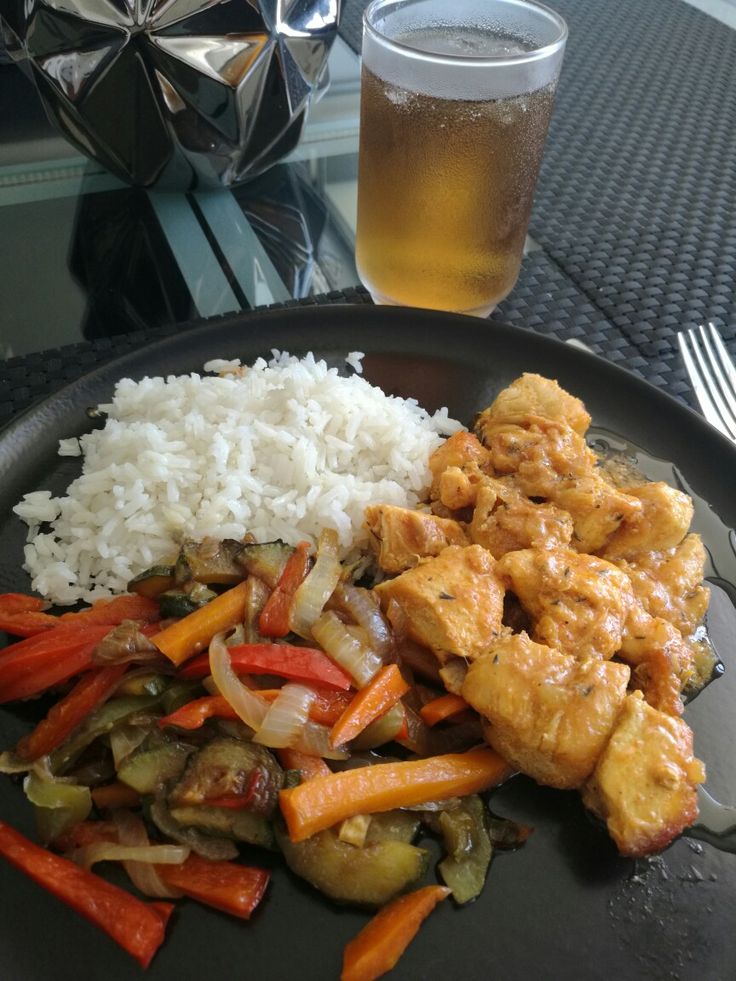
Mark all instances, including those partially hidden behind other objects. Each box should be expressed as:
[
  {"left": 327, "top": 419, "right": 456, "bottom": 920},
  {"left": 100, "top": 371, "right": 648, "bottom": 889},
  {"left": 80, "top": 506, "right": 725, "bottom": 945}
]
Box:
[
  {"left": 168, "top": 737, "right": 283, "bottom": 817},
  {"left": 175, "top": 539, "right": 247, "bottom": 585},
  {"left": 127, "top": 565, "right": 176, "bottom": 598},
  {"left": 275, "top": 823, "right": 428, "bottom": 907},
  {"left": 236, "top": 541, "right": 295, "bottom": 589},
  {"left": 168, "top": 804, "right": 275, "bottom": 850}
]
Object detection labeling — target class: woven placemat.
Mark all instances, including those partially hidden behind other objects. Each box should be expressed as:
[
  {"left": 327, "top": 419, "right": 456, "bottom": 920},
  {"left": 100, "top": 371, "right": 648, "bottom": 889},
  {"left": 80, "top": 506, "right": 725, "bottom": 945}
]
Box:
[{"left": 2, "top": 252, "right": 700, "bottom": 426}]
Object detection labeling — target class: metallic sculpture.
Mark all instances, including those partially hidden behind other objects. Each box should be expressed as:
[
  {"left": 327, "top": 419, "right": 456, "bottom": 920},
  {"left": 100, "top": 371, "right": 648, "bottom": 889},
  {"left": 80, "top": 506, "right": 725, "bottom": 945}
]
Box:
[{"left": 0, "top": 0, "right": 341, "bottom": 187}]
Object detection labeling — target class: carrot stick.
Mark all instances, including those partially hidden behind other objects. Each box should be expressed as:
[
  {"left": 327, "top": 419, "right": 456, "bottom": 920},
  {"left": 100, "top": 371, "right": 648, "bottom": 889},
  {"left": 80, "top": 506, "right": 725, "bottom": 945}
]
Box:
[
  {"left": 0, "top": 820, "right": 169, "bottom": 968},
  {"left": 329, "top": 664, "right": 409, "bottom": 748},
  {"left": 258, "top": 541, "right": 311, "bottom": 638},
  {"left": 279, "top": 748, "right": 512, "bottom": 842},
  {"left": 276, "top": 747, "right": 332, "bottom": 781},
  {"left": 91, "top": 782, "right": 142, "bottom": 811},
  {"left": 419, "top": 693, "right": 470, "bottom": 727},
  {"left": 341, "top": 885, "right": 450, "bottom": 981},
  {"left": 151, "top": 579, "right": 251, "bottom": 665}
]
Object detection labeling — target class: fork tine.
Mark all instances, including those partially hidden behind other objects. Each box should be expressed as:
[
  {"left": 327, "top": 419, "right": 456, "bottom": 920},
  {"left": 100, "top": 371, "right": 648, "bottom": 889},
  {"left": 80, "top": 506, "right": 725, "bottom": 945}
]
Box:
[
  {"left": 684, "top": 327, "right": 736, "bottom": 441},
  {"left": 678, "top": 331, "right": 736, "bottom": 441},
  {"left": 706, "top": 322, "right": 736, "bottom": 391},
  {"left": 697, "top": 323, "right": 736, "bottom": 432}
]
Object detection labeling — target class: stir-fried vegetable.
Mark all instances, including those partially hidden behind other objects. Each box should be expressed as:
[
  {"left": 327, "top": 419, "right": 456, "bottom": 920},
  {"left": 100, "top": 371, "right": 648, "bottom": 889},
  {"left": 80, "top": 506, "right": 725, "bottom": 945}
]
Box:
[
  {"left": 0, "top": 820, "right": 171, "bottom": 968},
  {"left": 179, "top": 642, "right": 354, "bottom": 690},
  {"left": 0, "top": 526, "right": 523, "bottom": 976},
  {"left": 152, "top": 580, "right": 252, "bottom": 665},
  {"left": 341, "top": 885, "right": 451, "bottom": 981},
  {"left": 0, "top": 624, "right": 113, "bottom": 704},
  {"left": 259, "top": 541, "right": 312, "bottom": 637},
  {"left": 279, "top": 749, "right": 512, "bottom": 842},
  {"left": 157, "top": 853, "right": 270, "bottom": 918},
  {"left": 17, "top": 665, "right": 126, "bottom": 761},
  {"left": 329, "top": 665, "right": 409, "bottom": 748}
]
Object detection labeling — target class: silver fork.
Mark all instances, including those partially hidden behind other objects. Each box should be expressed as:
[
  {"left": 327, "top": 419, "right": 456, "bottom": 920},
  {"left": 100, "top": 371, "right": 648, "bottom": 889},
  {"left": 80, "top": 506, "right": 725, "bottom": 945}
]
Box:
[{"left": 677, "top": 323, "right": 736, "bottom": 442}]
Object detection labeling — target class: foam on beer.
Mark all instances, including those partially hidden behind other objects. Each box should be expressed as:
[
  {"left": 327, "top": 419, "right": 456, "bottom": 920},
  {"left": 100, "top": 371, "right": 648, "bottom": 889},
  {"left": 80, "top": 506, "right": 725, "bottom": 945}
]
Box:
[{"left": 364, "top": 3, "right": 566, "bottom": 101}]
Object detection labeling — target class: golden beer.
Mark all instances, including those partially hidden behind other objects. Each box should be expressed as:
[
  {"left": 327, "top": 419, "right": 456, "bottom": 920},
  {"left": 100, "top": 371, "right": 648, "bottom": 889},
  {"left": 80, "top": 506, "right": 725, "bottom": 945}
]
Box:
[{"left": 356, "top": 3, "right": 567, "bottom": 316}]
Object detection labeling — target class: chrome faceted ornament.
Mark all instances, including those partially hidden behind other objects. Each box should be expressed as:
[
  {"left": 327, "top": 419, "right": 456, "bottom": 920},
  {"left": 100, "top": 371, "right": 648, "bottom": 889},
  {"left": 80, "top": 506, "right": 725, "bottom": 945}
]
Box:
[{"left": 0, "top": 0, "right": 341, "bottom": 187}]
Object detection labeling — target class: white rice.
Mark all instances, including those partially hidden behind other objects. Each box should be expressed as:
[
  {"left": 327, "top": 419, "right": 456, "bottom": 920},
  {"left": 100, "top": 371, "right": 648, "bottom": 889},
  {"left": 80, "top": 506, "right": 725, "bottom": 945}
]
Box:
[{"left": 14, "top": 351, "right": 462, "bottom": 605}]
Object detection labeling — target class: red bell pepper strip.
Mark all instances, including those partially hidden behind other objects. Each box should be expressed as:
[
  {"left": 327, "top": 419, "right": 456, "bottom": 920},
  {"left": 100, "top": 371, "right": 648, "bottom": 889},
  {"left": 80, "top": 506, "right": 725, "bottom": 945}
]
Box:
[
  {"left": 0, "top": 820, "right": 171, "bottom": 968},
  {"left": 258, "top": 541, "right": 312, "bottom": 637},
  {"left": 16, "top": 664, "right": 127, "bottom": 760},
  {"left": 159, "top": 686, "right": 354, "bottom": 732},
  {"left": 0, "top": 595, "right": 160, "bottom": 639},
  {"left": 0, "top": 610, "right": 60, "bottom": 637},
  {"left": 178, "top": 642, "right": 352, "bottom": 690},
  {"left": 275, "top": 747, "right": 332, "bottom": 781},
  {"left": 157, "top": 854, "right": 269, "bottom": 919},
  {"left": 0, "top": 593, "right": 47, "bottom": 615},
  {"left": 0, "top": 624, "right": 112, "bottom": 704},
  {"left": 159, "top": 695, "right": 238, "bottom": 730},
  {"left": 59, "top": 594, "right": 160, "bottom": 626}
]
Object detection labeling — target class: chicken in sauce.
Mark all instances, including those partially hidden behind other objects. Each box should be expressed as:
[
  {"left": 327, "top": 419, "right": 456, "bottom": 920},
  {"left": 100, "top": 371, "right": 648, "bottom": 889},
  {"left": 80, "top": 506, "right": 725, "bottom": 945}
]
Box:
[{"left": 369, "top": 373, "right": 708, "bottom": 856}]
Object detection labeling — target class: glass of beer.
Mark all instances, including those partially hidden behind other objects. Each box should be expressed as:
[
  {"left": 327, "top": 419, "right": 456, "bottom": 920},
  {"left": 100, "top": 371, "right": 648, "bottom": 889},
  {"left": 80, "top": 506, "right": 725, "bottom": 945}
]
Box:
[{"left": 356, "top": 0, "right": 567, "bottom": 317}]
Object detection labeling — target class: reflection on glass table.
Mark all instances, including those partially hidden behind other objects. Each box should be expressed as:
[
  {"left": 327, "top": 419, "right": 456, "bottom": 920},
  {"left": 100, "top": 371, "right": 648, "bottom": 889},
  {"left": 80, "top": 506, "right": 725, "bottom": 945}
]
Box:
[{"left": 0, "top": 39, "right": 362, "bottom": 359}]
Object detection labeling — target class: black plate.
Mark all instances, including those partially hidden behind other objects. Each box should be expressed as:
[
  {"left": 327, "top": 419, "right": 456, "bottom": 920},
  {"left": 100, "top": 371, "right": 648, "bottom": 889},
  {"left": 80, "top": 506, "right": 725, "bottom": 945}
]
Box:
[{"left": 1, "top": 305, "right": 735, "bottom": 981}]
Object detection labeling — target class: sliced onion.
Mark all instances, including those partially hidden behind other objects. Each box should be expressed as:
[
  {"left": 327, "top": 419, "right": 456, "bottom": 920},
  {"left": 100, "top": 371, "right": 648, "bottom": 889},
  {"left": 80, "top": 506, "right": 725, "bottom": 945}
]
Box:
[
  {"left": 109, "top": 724, "right": 149, "bottom": 769},
  {"left": 253, "top": 683, "right": 315, "bottom": 748},
  {"left": 113, "top": 808, "right": 186, "bottom": 898},
  {"left": 72, "top": 842, "right": 189, "bottom": 871},
  {"left": 333, "top": 583, "right": 393, "bottom": 656},
  {"left": 24, "top": 771, "right": 92, "bottom": 814},
  {"left": 209, "top": 631, "right": 269, "bottom": 731},
  {"left": 312, "top": 611, "right": 383, "bottom": 688},
  {"left": 289, "top": 529, "right": 342, "bottom": 639},
  {"left": 338, "top": 814, "right": 371, "bottom": 847}
]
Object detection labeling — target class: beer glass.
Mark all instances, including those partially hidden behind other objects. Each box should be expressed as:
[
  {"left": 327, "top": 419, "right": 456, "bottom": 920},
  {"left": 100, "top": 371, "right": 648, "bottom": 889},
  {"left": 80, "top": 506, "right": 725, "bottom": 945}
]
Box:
[{"left": 356, "top": 0, "right": 567, "bottom": 317}]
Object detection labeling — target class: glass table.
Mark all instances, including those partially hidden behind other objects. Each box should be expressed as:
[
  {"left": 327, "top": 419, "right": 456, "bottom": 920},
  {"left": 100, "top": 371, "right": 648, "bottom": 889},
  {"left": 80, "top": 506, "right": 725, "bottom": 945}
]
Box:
[{"left": 0, "top": 38, "right": 363, "bottom": 359}]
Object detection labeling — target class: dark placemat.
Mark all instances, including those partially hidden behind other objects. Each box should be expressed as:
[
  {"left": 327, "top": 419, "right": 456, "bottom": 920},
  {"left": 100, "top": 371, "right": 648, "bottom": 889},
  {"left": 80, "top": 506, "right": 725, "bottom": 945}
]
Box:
[
  {"left": 533, "top": 0, "right": 736, "bottom": 358},
  {"left": 1, "top": 253, "right": 703, "bottom": 427},
  {"left": 337, "top": 0, "right": 736, "bottom": 384}
]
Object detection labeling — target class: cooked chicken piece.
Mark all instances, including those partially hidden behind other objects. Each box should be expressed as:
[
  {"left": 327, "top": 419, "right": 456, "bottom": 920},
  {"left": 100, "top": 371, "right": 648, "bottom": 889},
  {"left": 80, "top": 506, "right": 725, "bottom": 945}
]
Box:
[
  {"left": 468, "top": 478, "right": 573, "bottom": 557},
  {"left": 428, "top": 431, "right": 491, "bottom": 501},
  {"left": 615, "top": 534, "right": 710, "bottom": 636},
  {"left": 436, "top": 465, "right": 484, "bottom": 510},
  {"left": 582, "top": 691, "right": 705, "bottom": 856},
  {"left": 619, "top": 611, "right": 694, "bottom": 716},
  {"left": 475, "top": 373, "right": 591, "bottom": 439},
  {"left": 479, "top": 416, "right": 641, "bottom": 552},
  {"left": 439, "top": 656, "right": 469, "bottom": 695},
  {"left": 482, "top": 416, "right": 596, "bottom": 492},
  {"left": 462, "top": 633, "right": 630, "bottom": 789},
  {"left": 497, "top": 547, "right": 635, "bottom": 660},
  {"left": 554, "top": 476, "right": 644, "bottom": 553},
  {"left": 375, "top": 545, "right": 505, "bottom": 662},
  {"left": 364, "top": 504, "right": 467, "bottom": 574},
  {"left": 598, "top": 482, "right": 694, "bottom": 559}
]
